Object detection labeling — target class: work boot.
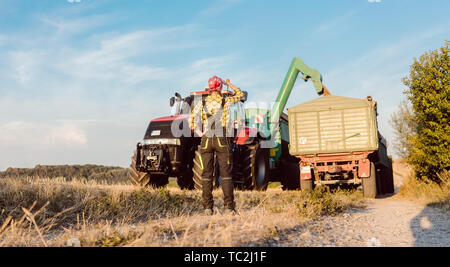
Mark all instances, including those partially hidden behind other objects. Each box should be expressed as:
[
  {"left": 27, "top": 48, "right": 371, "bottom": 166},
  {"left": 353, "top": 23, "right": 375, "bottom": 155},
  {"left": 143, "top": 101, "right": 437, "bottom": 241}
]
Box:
[{"left": 204, "top": 209, "right": 213, "bottom": 216}]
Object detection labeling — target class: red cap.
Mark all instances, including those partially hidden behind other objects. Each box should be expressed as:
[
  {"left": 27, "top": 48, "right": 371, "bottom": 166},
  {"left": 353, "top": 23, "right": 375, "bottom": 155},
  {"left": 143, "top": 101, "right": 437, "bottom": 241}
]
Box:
[{"left": 208, "top": 76, "right": 223, "bottom": 92}]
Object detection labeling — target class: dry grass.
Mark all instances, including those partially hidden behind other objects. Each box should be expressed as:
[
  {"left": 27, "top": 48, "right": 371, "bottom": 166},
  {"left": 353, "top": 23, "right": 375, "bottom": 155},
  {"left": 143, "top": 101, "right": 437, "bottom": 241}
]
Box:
[
  {"left": 398, "top": 170, "right": 450, "bottom": 211},
  {"left": 0, "top": 165, "right": 129, "bottom": 184},
  {"left": 0, "top": 177, "right": 363, "bottom": 247}
]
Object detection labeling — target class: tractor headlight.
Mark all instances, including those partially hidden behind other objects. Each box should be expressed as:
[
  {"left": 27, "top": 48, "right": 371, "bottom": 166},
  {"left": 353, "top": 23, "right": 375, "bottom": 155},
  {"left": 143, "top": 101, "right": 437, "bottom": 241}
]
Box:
[{"left": 142, "top": 139, "right": 181, "bottom": 146}]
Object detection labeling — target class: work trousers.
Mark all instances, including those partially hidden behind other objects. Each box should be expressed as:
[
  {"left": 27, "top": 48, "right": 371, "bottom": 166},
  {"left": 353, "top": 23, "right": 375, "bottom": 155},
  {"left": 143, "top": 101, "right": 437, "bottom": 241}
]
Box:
[{"left": 199, "top": 135, "right": 235, "bottom": 210}]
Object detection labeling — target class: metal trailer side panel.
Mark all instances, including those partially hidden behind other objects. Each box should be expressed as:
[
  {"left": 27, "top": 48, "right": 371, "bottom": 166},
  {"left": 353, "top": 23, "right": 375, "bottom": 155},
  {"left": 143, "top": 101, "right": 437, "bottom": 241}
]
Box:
[
  {"left": 374, "top": 133, "right": 390, "bottom": 168},
  {"left": 288, "top": 96, "right": 379, "bottom": 156},
  {"left": 280, "top": 113, "right": 290, "bottom": 142}
]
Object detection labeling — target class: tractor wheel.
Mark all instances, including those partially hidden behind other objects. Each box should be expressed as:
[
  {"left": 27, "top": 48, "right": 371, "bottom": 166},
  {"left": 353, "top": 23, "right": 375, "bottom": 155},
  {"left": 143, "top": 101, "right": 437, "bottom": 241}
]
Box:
[
  {"left": 241, "top": 143, "right": 269, "bottom": 191},
  {"left": 129, "top": 150, "right": 168, "bottom": 188},
  {"left": 240, "top": 145, "right": 256, "bottom": 190},
  {"left": 281, "top": 160, "right": 300, "bottom": 191},
  {"left": 362, "top": 162, "right": 377, "bottom": 198},
  {"left": 129, "top": 150, "right": 151, "bottom": 187},
  {"left": 192, "top": 146, "right": 220, "bottom": 190}
]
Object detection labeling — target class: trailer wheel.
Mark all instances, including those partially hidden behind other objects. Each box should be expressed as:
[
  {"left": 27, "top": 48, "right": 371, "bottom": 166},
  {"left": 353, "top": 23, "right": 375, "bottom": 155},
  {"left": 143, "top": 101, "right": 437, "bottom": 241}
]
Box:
[
  {"left": 386, "top": 158, "right": 395, "bottom": 194},
  {"left": 376, "top": 167, "right": 385, "bottom": 195},
  {"left": 362, "top": 162, "right": 377, "bottom": 198},
  {"left": 300, "top": 179, "right": 314, "bottom": 192},
  {"left": 129, "top": 150, "right": 168, "bottom": 188},
  {"left": 192, "top": 146, "right": 220, "bottom": 190},
  {"left": 281, "top": 160, "right": 300, "bottom": 190}
]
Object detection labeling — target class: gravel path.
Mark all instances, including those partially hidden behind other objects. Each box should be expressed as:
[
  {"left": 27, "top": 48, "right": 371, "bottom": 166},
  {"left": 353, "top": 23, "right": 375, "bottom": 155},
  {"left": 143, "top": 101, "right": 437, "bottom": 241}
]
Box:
[
  {"left": 245, "top": 163, "right": 449, "bottom": 247},
  {"left": 276, "top": 196, "right": 449, "bottom": 247},
  {"left": 278, "top": 160, "right": 450, "bottom": 247}
]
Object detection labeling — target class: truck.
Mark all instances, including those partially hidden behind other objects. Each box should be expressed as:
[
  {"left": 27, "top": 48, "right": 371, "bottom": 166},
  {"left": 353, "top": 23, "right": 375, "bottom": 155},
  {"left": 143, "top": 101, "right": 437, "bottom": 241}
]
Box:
[
  {"left": 129, "top": 57, "right": 327, "bottom": 191},
  {"left": 288, "top": 95, "right": 395, "bottom": 198}
]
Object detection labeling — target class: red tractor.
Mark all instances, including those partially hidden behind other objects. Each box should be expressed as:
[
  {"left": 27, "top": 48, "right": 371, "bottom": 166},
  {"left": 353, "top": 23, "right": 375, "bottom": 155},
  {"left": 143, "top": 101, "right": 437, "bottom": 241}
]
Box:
[
  {"left": 129, "top": 57, "right": 328, "bottom": 191},
  {"left": 129, "top": 89, "right": 259, "bottom": 190}
]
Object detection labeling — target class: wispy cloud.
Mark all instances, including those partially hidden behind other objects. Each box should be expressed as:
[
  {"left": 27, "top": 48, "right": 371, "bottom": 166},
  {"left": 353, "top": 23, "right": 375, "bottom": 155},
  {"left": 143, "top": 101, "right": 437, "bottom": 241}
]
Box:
[
  {"left": 39, "top": 14, "right": 111, "bottom": 36},
  {"left": 196, "top": 0, "right": 244, "bottom": 18},
  {"left": 1, "top": 23, "right": 202, "bottom": 94},
  {"left": 8, "top": 50, "right": 43, "bottom": 85},
  {"left": 325, "top": 26, "right": 448, "bottom": 94},
  {"left": 315, "top": 9, "right": 359, "bottom": 34},
  {"left": 0, "top": 121, "right": 87, "bottom": 147},
  {"left": 0, "top": 14, "right": 209, "bottom": 169},
  {"left": 0, "top": 11, "right": 243, "bottom": 169},
  {"left": 321, "top": 26, "right": 448, "bottom": 156},
  {"left": 70, "top": 30, "right": 172, "bottom": 83},
  {"left": 180, "top": 55, "right": 238, "bottom": 88}
]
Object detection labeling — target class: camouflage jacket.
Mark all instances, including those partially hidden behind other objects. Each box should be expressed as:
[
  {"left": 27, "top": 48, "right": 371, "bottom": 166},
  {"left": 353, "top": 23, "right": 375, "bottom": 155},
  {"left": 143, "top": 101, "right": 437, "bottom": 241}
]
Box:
[{"left": 189, "top": 88, "right": 244, "bottom": 132}]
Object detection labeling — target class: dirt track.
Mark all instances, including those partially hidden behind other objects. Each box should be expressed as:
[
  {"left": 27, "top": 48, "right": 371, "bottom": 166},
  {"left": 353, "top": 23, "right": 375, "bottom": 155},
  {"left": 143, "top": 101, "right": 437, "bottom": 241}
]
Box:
[
  {"left": 275, "top": 197, "right": 449, "bottom": 247},
  {"left": 275, "top": 160, "right": 450, "bottom": 247}
]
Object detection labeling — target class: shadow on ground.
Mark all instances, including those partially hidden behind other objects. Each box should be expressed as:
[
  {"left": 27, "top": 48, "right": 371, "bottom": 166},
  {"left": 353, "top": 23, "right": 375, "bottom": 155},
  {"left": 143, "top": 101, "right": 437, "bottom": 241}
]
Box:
[{"left": 410, "top": 202, "right": 450, "bottom": 247}]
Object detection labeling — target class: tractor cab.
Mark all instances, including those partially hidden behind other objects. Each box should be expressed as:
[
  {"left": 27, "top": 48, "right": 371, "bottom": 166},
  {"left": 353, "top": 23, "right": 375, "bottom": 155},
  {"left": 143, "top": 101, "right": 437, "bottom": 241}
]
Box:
[
  {"left": 168, "top": 89, "right": 248, "bottom": 115},
  {"left": 169, "top": 93, "right": 192, "bottom": 116}
]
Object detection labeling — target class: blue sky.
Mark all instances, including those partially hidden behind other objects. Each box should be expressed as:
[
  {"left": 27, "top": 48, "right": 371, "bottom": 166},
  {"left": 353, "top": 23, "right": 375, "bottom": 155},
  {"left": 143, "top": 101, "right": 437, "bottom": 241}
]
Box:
[{"left": 0, "top": 0, "right": 449, "bottom": 170}]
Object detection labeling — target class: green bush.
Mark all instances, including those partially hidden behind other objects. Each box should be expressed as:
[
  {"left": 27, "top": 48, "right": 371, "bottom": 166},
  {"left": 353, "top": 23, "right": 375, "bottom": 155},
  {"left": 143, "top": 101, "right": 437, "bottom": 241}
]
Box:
[
  {"left": 399, "top": 170, "right": 450, "bottom": 211},
  {"left": 296, "top": 186, "right": 363, "bottom": 218}
]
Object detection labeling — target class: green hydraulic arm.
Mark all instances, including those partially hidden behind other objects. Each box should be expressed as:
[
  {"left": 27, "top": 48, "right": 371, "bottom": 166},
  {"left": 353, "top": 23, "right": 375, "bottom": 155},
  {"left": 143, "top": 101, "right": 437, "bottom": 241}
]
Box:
[{"left": 269, "top": 57, "right": 327, "bottom": 137}]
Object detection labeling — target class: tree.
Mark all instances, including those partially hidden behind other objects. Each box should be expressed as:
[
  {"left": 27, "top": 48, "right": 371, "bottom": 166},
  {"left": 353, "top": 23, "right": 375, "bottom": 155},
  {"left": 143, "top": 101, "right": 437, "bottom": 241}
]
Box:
[
  {"left": 389, "top": 99, "right": 417, "bottom": 159},
  {"left": 402, "top": 40, "right": 449, "bottom": 181}
]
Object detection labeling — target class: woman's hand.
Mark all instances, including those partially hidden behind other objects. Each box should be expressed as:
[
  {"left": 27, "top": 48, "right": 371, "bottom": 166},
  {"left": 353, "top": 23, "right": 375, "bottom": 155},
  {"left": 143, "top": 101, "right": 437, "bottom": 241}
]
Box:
[
  {"left": 225, "top": 79, "right": 239, "bottom": 91},
  {"left": 195, "top": 129, "right": 204, "bottom": 137}
]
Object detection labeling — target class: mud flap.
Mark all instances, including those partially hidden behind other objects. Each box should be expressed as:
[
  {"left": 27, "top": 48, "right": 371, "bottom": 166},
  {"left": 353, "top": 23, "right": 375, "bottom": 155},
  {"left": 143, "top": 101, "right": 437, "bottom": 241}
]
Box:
[
  {"left": 358, "top": 160, "right": 370, "bottom": 178},
  {"left": 300, "top": 163, "right": 312, "bottom": 180}
]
